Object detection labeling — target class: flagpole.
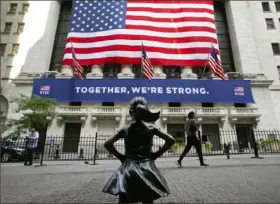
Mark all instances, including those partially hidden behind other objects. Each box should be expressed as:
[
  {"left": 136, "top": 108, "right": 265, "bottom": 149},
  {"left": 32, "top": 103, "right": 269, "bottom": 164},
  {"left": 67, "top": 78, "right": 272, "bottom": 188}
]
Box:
[
  {"left": 201, "top": 44, "right": 212, "bottom": 78},
  {"left": 141, "top": 40, "right": 143, "bottom": 79}
]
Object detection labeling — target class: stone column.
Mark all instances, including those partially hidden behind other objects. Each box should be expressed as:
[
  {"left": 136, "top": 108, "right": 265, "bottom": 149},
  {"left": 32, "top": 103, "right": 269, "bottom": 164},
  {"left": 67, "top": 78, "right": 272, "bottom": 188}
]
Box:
[
  {"left": 117, "top": 64, "right": 134, "bottom": 78},
  {"left": 153, "top": 66, "right": 166, "bottom": 79},
  {"left": 55, "top": 65, "right": 73, "bottom": 79},
  {"left": 181, "top": 66, "right": 197, "bottom": 79},
  {"left": 86, "top": 65, "right": 104, "bottom": 79},
  {"left": 19, "top": 1, "right": 61, "bottom": 74}
]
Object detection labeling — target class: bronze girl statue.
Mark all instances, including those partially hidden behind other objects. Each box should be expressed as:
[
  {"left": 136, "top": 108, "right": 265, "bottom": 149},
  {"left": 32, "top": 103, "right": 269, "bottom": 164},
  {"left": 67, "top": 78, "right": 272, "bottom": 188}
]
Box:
[{"left": 102, "top": 96, "right": 175, "bottom": 203}]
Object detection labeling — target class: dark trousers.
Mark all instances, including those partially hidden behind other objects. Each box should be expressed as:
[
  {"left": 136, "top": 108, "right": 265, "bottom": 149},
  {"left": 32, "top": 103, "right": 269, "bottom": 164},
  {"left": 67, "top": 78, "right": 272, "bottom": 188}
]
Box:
[
  {"left": 179, "top": 136, "right": 204, "bottom": 165},
  {"left": 24, "top": 148, "right": 35, "bottom": 165}
]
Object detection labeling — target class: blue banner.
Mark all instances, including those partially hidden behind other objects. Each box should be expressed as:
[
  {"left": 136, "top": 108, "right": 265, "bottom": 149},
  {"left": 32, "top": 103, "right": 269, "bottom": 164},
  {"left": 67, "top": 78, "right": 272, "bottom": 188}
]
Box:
[{"left": 32, "top": 79, "right": 255, "bottom": 103}]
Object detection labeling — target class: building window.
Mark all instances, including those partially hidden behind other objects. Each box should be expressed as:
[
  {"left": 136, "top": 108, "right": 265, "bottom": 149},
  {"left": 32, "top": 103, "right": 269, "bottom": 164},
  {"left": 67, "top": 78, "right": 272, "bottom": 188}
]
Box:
[
  {"left": 277, "top": 66, "right": 280, "bottom": 79},
  {"left": 202, "top": 103, "right": 214, "bottom": 107},
  {"left": 21, "top": 3, "right": 29, "bottom": 13},
  {"left": 168, "top": 102, "right": 181, "bottom": 107},
  {"left": 69, "top": 102, "right": 81, "bottom": 106},
  {"left": 0, "top": 44, "right": 7, "bottom": 57},
  {"left": 265, "top": 18, "right": 275, "bottom": 29},
  {"left": 272, "top": 43, "right": 280, "bottom": 55},
  {"left": 262, "top": 2, "right": 271, "bottom": 11},
  {"left": 8, "top": 3, "right": 17, "bottom": 13},
  {"left": 102, "top": 102, "right": 114, "bottom": 106},
  {"left": 10, "top": 44, "right": 19, "bottom": 56},
  {"left": 234, "top": 103, "right": 247, "bottom": 108},
  {"left": 275, "top": 1, "right": 280, "bottom": 11},
  {"left": 16, "top": 23, "right": 25, "bottom": 34},
  {"left": 3, "top": 23, "right": 12, "bottom": 34}
]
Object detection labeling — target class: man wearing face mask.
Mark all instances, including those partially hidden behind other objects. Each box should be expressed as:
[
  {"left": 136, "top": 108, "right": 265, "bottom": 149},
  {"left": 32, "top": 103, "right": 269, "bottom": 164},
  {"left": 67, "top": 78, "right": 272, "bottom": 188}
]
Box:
[{"left": 176, "top": 111, "right": 209, "bottom": 167}]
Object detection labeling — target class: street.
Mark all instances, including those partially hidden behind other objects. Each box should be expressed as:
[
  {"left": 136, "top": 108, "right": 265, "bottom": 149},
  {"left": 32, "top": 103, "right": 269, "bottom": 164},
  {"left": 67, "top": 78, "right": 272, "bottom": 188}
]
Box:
[{"left": 1, "top": 155, "right": 280, "bottom": 203}]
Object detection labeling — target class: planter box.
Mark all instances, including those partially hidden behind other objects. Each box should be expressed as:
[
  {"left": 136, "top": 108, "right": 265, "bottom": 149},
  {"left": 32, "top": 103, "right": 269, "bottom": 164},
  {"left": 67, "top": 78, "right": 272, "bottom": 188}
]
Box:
[{"left": 261, "top": 142, "right": 280, "bottom": 152}]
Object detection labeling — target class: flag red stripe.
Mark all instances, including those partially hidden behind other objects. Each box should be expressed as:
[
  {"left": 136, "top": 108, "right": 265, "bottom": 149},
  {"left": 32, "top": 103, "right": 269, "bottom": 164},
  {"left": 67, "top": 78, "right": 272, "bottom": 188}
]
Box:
[
  {"left": 127, "top": 0, "right": 213, "bottom": 4},
  {"left": 67, "top": 35, "right": 217, "bottom": 45},
  {"left": 65, "top": 46, "right": 220, "bottom": 55},
  {"left": 125, "top": 25, "right": 216, "bottom": 33},
  {"left": 63, "top": 57, "right": 212, "bottom": 66},
  {"left": 126, "top": 15, "right": 215, "bottom": 23},
  {"left": 127, "top": 7, "right": 214, "bottom": 14}
]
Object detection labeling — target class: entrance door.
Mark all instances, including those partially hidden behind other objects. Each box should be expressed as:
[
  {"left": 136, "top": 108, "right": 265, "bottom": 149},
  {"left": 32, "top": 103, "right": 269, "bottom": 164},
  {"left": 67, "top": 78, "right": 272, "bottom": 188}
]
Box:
[
  {"left": 63, "top": 123, "right": 81, "bottom": 153},
  {"left": 167, "top": 124, "right": 185, "bottom": 142},
  {"left": 236, "top": 124, "right": 253, "bottom": 150},
  {"left": 201, "top": 124, "right": 221, "bottom": 151}
]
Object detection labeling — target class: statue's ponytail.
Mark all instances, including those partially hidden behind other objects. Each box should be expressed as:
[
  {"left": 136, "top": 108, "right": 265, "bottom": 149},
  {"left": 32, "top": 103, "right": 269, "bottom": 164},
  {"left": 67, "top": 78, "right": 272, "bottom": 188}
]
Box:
[{"left": 129, "top": 97, "right": 160, "bottom": 122}]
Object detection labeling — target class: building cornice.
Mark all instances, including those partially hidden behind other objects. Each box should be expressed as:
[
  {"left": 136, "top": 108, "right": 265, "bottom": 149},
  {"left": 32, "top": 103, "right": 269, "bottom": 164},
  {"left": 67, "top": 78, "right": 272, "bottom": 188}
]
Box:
[
  {"left": 269, "top": 85, "right": 280, "bottom": 91},
  {"left": 243, "top": 73, "right": 274, "bottom": 88},
  {"left": 12, "top": 73, "right": 40, "bottom": 85}
]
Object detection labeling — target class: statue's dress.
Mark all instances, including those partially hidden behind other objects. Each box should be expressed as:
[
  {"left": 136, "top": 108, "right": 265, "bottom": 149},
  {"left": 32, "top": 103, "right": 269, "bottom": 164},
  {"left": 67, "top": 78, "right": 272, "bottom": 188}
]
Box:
[{"left": 102, "top": 121, "right": 170, "bottom": 203}]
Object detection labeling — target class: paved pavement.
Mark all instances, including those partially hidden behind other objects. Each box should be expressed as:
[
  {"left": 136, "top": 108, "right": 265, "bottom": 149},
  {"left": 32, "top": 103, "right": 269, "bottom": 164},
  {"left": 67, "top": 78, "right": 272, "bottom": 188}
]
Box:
[{"left": 1, "top": 155, "right": 280, "bottom": 203}]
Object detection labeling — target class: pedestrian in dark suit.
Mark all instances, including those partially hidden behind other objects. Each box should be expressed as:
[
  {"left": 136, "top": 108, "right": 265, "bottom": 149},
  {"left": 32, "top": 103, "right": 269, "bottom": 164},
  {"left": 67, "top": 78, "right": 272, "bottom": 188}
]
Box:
[{"left": 176, "top": 111, "right": 209, "bottom": 167}]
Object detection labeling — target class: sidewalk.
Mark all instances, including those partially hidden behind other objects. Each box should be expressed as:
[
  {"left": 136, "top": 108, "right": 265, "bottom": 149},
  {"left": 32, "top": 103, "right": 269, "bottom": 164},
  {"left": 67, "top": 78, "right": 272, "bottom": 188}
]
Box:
[
  {"left": 1, "top": 155, "right": 280, "bottom": 203},
  {"left": 1, "top": 154, "right": 280, "bottom": 176}
]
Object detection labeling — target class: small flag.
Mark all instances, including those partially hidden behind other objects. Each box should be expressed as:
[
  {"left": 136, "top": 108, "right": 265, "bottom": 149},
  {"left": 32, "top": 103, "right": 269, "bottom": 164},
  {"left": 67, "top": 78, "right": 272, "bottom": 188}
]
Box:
[
  {"left": 71, "top": 43, "right": 83, "bottom": 79},
  {"left": 141, "top": 43, "right": 154, "bottom": 80},
  {"left": 207, "top": 45, "right": 227, "bottom": 80}
]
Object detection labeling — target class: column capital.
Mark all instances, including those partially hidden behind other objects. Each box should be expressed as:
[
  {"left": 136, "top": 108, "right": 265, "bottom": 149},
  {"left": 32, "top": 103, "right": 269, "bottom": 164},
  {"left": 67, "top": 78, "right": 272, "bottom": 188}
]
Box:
[
  {"left": 180, "top": 66, "right": 197, "bottom": 79},
  {"left": 86, "top": 64, "right": 103, "bottom": 78},
  {"left": 118, "top": 64, "right": 134, "bottom": 78},
  {"left": 55, "top": 65, "right": 73, "bottom": 78},
  {"left": 153, "top": 65, "right": 166, "bottom": 79}
]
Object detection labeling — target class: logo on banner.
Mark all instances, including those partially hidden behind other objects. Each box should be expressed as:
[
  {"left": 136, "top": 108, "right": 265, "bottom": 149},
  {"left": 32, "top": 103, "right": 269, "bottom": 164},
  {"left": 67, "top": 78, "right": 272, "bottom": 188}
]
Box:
[
  {"left": 40, "top": 85, "right": 50, "bottom": 95},
  {"left": 234, "top": 87, "right": 244, "bottom": 96}
]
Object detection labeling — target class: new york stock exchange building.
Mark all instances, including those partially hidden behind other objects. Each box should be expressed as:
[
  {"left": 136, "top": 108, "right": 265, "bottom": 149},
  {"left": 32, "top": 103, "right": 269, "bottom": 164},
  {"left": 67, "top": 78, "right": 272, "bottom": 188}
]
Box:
[{"left": 1, "top": 0, "right": 280, "bottom": 159}]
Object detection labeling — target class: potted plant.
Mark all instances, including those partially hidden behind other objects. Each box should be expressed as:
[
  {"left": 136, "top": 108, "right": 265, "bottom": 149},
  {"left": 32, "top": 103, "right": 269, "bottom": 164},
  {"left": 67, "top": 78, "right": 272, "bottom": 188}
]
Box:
[
  {"left": 260, "top": 138, "right": 280, "bottom": 153},
  {"left": 201, "top": 141, "right": 213, "bottom": 154}
]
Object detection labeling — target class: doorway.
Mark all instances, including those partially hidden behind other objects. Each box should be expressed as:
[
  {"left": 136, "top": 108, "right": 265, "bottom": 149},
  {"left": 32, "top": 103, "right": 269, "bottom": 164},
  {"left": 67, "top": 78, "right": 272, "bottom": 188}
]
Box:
[
  {"left": 63, "top": 123, "right": 82, "bottom": 153},
  {"left": 167, "top": 124, "right": 185, "bottom": 142},
  {"left": 201, "top": 124, "right": 221, "bottom": 151},
  {"left": 236, "top": 124, "right": 253, "bottom": 150}
]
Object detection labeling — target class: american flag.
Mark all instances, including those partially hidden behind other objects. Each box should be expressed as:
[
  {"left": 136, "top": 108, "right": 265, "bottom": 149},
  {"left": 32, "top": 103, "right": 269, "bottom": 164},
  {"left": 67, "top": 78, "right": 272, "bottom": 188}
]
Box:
[
  {"left": 63, "top": 0, "right": 218, "bottom": 66},
  {"left": 71, "top": 43, "right": 83, "bottom": 79},
  {"left": 207, "top": 45, "right": 227, "bottom": 80},
  {"left": 40, "top": 86, "right": 50, "bottom": 91},
  {"left": 141, "top": 43, "right": 154, "bottom": 80}
]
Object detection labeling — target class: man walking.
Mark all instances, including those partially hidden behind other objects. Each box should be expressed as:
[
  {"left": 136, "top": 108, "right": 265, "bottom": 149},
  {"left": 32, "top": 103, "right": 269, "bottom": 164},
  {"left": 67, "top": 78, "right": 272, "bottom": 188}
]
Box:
[
  {"left": 24, "top": 128, "right": 39, "bottom": 166},
  {"left": 176, "top": 111, "right": 208, "bottom": 167}
]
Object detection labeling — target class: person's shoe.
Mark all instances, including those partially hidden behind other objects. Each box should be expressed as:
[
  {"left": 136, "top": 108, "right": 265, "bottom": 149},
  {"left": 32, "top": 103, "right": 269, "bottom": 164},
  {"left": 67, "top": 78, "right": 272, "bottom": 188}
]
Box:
[
  {"left": 175, "top": 160, "right": 182, "bottom": 167},
  {"left": 200, "top": 163, "right": 209, "bottom": 167}
]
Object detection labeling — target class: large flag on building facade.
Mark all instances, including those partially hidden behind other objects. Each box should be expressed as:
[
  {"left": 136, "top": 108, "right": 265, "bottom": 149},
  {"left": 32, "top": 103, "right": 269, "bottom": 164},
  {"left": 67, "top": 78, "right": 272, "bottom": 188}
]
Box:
[
  {"left": 63, "top": 0, "right": 219, "bottom": 67},
  {"left": 207, "top": 45, "right": 227, "bottom": 80},
  {"left": 141, "top": 43, "right": 154, "bottom": 80}
]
